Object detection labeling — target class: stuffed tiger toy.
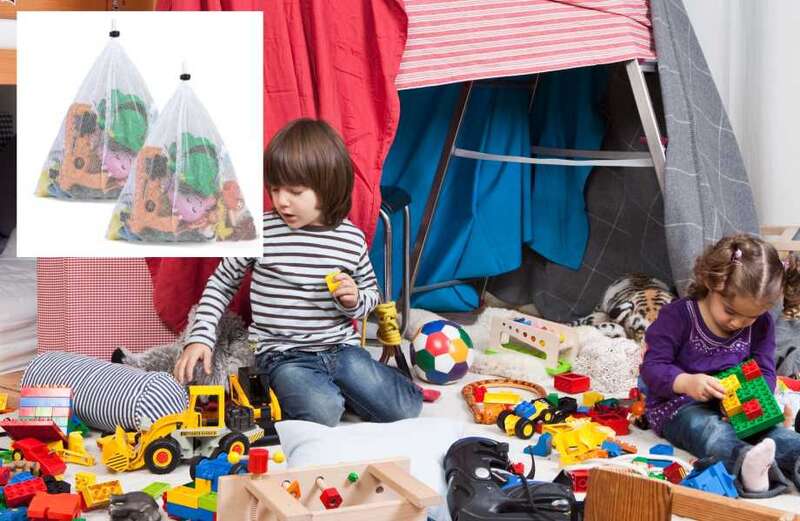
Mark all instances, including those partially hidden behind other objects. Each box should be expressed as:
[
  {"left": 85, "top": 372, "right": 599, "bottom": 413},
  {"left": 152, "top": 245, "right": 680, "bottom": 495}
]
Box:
[{"left": 570, "top": 273, "right": 676, "bottom": 342}]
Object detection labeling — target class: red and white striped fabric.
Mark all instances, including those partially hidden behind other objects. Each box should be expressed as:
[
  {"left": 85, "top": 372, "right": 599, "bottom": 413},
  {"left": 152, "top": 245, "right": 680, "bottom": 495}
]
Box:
[
  {"left": 396, "top": 0, "right": 656, "bottom": 90},
  {"left": 37, "top": 258, "right": 177, "bottom": 360}
]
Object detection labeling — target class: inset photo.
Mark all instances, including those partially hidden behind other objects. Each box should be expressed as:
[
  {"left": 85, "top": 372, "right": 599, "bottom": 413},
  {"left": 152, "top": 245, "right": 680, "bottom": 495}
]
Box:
[{"left": 17, "top": 10, "right": 263, "bottom": 256}]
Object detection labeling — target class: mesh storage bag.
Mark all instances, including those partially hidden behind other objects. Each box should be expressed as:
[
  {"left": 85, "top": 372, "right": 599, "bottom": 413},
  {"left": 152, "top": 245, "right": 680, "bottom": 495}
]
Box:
[
  {"left": 36, "top": 31, "right": 157, "bottom": 200},
  {"left": 107, "top": 76, "right": 256, "bottom": 243}
]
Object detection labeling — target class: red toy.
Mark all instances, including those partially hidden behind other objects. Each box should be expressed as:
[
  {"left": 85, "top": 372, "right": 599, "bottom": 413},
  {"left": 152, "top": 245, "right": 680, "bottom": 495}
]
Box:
[
  {"left": 742, "top": 399, "right": 763, "bottom": 421},
  {"left": 663, "top": 462, "right": 686, "bottom": 484},
  {"left": 10, "top": 438, "right": 66, "bottom": 477},
  {"left": 248, "top": 448, "right": 269, "bottom": 475},
  {"left": 553, "top": 373, "right": 590, "bottom": 394},
  {"left": 741, "top": 360, "right": 762, "bottom": 381},
  {"left": 27, "top": 492, "right": 83, "bottom": 521},
  {"left": 567, "top": 469, "right": 589, "bottom": 493},
  {"left": 588, "top": 411, "right": 630, "bottom": 436},
  {"left": 0, "top": 419, "right": 67, "bottom": 443},
  {"left": 4, "top": 476, "right": 47, "bottom": 507}
]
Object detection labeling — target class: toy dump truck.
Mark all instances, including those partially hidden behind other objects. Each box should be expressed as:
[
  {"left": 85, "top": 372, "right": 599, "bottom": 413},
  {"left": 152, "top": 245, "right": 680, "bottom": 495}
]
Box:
[{"left": 97, "top": 385, "right": 263, "bottom": 474}]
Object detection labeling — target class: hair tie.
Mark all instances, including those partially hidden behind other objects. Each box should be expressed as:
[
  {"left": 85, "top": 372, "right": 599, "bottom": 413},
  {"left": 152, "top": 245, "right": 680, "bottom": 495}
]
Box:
[{"left": 731, "top": 248, "right": 742, "bottom": 264}]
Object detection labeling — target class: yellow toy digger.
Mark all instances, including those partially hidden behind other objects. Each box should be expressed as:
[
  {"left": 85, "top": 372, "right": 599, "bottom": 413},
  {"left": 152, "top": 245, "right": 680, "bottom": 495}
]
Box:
[
  {"left": 97, "top": 385, "right": 263, "bottom": 474},
  {"left": 228, "top": 367, "right": 282, "bottom": 445}
]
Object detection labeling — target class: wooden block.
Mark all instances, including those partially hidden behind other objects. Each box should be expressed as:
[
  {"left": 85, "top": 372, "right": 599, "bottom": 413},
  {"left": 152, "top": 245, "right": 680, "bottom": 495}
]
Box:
[
  {"left": 366, "top": 461, "right": 441, "bottom": 508},
  {"left": 584, "top": 467, "right": 671, "bottom": 521},
  {"left": 671, "top": 486, "right": 797, "bottom": 521}
]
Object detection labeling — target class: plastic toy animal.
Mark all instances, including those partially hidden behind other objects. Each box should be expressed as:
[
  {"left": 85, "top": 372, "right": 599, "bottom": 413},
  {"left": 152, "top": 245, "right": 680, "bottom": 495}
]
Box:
[
  {"left": 174, "top": 189, "right": 216, "bottom": 223},
  {"left": 104, "top": 146, "right": 135, "bottom": 180},
  {"left": 109, "top": 491, "right": 162, "bottom": 521}
]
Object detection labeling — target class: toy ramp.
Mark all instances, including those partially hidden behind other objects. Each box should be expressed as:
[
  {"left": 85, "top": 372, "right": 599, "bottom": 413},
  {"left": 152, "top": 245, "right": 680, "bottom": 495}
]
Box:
[
  {"left": 36, "top": 36, "right": 157, "bottom": 200},
  {"left": 108, "top": 81, "right": 256, "bottom": 243}
]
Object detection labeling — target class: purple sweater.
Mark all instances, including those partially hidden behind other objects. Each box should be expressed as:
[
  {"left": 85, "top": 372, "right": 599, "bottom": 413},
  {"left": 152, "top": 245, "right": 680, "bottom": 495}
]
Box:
[{"left": 639, "top": 298, "right": 776, "bottom": 435}]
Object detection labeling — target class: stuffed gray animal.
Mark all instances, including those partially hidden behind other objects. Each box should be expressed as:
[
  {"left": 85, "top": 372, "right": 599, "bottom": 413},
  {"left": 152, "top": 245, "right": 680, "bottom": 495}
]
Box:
[
  {"left": 775, "top": 310, "right": 800, "bottom": 379},
  {"left": 112, "top": 307, "right": 254, "bottom": 389}
]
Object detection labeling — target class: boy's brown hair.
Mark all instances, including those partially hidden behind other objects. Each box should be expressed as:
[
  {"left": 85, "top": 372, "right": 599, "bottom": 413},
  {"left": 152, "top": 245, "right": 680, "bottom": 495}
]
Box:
[
  {"left": 264, "top": 118, "right": 353, "bottom": 226},
  {"left": 688, "top": 233, "right": 800, "bottom": 312}
]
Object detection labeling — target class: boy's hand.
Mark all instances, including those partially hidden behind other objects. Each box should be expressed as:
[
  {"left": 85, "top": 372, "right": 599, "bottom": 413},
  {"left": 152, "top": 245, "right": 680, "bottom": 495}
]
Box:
[
  {"left": 174, "top": 343, "right": 213, "bottom": 385},
  {"left": 332, "top": 272, "right": 359, "bottom": 309},
  {"left": 673, "top": 373, "right": 727, "bottom": 402}
]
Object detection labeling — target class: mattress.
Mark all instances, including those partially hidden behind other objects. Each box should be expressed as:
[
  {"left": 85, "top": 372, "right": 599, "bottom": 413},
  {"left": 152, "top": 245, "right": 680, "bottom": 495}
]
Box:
[
  {"left": 396, "top": 0, "right": 656, "bottom": 90},
  {"left": 0, "top": 257, "right": 36, "bottom": 374}
]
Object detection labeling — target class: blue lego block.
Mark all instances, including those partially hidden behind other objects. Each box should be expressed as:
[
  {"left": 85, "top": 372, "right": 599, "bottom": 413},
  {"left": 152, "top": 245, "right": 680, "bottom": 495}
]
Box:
[
  {"left": 8, "top": 472, "right": 35, "bottom": 484},
  {"left": 514, "top": 401, "right": 536, "bottom": 418},
  {"left": 647, "top": 459, "right": 672, "bottom": 469},
  {"left": 681, "top": 461, "right": 738, "bottom": 498},
  {"left": 524, "top": 432, "right": 553, "bottom": 457},
  {"left": 197, "top": 509, "right": 215, "bottom": 521},
  {"left": 601, "top": 440, "right": 622, "bottom": 458},
  {"left": 19, "top": 397, "right": 72, "bottom": 408},
  {"left": 0, "top": 507, "right": 27, "bottom": 521},
  {"left": 196, "top": 453, "right": 235, "bottom": 492},
  {"left": 649, "top": 443, "right": 674, "bottom": 456},
  {"left": 576, "top": 406, "right": 590, "bottom": 414},
  {"left": 167, "top": 501, "right": 204, "bottom": 521}
]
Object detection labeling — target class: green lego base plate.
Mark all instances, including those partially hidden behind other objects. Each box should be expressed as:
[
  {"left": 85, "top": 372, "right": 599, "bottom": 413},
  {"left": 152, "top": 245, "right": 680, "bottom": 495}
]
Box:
[
  {"left": 485, "top": 342, "right": 571, "bottom": 375},
  {"left": 715, "top": 362, "right": 784, "bottom": 439}
]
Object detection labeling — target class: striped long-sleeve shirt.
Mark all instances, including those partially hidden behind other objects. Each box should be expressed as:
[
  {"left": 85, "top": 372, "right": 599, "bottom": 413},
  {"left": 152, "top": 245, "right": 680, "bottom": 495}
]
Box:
[{"left": 186, "top": 211, "right": 381, "bottom": 354}]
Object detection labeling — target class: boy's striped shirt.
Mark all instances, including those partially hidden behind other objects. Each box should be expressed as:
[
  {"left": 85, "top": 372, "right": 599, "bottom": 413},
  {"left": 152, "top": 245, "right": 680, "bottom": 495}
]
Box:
[{"left": 186, "top": 211, "right": 380, "bottom": 354}]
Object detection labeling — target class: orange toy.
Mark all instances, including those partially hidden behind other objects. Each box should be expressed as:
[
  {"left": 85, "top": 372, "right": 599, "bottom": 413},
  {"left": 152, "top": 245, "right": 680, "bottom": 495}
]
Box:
[
  {"left": 59, "top": 103, "right": 106, "bottom": 194},
  {"left": 128, "top": 146, "right": 176, "bottom": 235}
]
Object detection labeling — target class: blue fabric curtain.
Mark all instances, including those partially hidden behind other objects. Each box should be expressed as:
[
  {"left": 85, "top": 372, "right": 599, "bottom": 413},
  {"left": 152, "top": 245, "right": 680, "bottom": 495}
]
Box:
[{"left": 370, "top": 67, "right": 607, "bottom": 311}]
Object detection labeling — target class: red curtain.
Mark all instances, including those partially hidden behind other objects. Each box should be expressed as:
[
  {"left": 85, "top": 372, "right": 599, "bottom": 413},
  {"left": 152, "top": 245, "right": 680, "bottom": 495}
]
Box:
[{"left": 149, "top": 0, "right": 407, "bottom": 332}]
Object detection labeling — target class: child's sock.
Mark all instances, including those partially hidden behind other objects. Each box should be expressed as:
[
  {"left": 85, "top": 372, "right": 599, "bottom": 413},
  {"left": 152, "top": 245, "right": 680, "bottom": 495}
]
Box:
[{"left": 740, "top": 438, "right": 776, "bottom": 492}]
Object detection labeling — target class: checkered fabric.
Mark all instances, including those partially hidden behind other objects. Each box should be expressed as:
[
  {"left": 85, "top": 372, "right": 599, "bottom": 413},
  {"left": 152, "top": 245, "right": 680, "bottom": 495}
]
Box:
[{"left": 37, "top": 258, "right": 177, "bottom": 359}]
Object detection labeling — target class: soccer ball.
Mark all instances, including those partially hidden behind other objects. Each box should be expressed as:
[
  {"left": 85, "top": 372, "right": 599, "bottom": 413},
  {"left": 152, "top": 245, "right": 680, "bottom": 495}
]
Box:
[{"left": 410, "top": 320, "right": 473, "bottom": 385}]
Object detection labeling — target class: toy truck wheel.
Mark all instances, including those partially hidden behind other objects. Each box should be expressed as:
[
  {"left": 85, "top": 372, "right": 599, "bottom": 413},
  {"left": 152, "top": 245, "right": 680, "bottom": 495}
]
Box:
[
  {"left": 217, "top": 432, "right": 250, "bottom": 457},
  {"left": 145, "top": 437, "right": 181, "bottom": 474},
  {"left": 514, "top": 419, "right": 535, "bottom": 440},
  {"left": 496, "top": 410, "right": 512, "bottom": 431}
]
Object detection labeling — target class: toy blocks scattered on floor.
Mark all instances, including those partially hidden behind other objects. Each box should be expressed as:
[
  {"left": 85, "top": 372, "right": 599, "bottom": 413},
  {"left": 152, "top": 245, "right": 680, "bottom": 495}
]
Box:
[
  {"left": 680, "top": 461, "right": 738, "bottom": 498},
  {"left": 553, "top": 373, "right": 590, "bottom": 394},
  {"left": 715, "top": 360, "right": 783, "bottom": 438},
  {"left": 18, "top": 388, "right": 72, "bottom": 436},
  {"left": 26, "top": 492, "right": 82, "bottom": 521}
]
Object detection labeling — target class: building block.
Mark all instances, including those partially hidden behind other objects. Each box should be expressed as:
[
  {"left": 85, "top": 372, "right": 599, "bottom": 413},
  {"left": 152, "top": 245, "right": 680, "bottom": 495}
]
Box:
[
  {"left": 27, "top": 492, "right": 82, "bottom": 521},
  {"left": 141, "top": 481, "right": 171, "bottom": 499},
  {"left": 717, "top": 374, "right": 741, "bottom": 395},
  {"left": 526, "top": 433, "right": 553, "bottom": 457},
  {"left": 567, "top": 469, "right": 589, "bottom": 493},
  {"left": 20, "top": 399, "right": 72, "bottom": 409},
  {"left": 582, "top": 391, "right": 604, "bottom": 407},
  {"left": 715, "top": 361, "right": 783, "bottom": 439},
  {"left": 166, "top": 501, "right": 203, "bottom": 521},
  {"left": 663, "top": 462, "right": 686, "bottom": 484},
  {"left": 680, "top": 461, "right": 737, "bottom": 498},
  {"left": 81, "top": 480, "right": 122, "bottom": 509},
  {"left": 9, "top": 471, "right": 35, "bottom": 484},
  {"left": 483, "top": 391, "right": 521, "bottom": 405},
  {"left": 0, "top": 508, "right": 27, "bottom": 521},
  {"left": 649, "top": 444, "right": 674, "bottom": 456},
  {"left": 601, "top": 440, "right": 621, "bottom": 458},
  {"left": 195, "top": 478, "right": 212, "bottom": 495},
  {"left": 4, "top": 476, "right": 47, "bottom": 507},
  {"left": 248, "top": 448, "right": 268, "bottom": 475},
  {"left": 168, "top": 484, "right": 205, "bottom": 509},
  {"left": 198, "top": 491, "right": 217, "bottom": 513},
  {"left": 10, "top": 438, "right": 66, "bottom": 477},
  {"left": 721, "top": 393, "right": 743, "bottom": 417},
  {"left": 74, "top": 472, "right": 96, "bottom": 491},
  {"left": 588, "top": 411, "right": 629, "bottom": 435},
  {"left": 647, "top": 459, "right": 672, "bottom": 469},
  {"left": 0, "top": 393, "right": 7, "bottom": 411},
  {"left": 741, "top": 360, "right": 762, "bottom": 380},
  {"left": 20, "top": 388, "right": 72, "bottom": 398},
  {"left": 742, "top": 399, "right": 762, "bottom": 421},
  {"left": 553, "top": 373, "right": 591, "bottom": 394}
]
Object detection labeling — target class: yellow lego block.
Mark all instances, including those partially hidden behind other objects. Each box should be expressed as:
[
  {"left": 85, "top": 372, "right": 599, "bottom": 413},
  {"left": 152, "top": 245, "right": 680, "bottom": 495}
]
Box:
[
  {"left": 582, "top": 391, "right": 604, "bottom": 407},
  {"left": 168, "top": 485, "right": 205, "bottom": 509},
  {"left": 325, "top": 270, "right": 341, "bottom": 293},
  {"left": 75, "top": 472, "right": 97, "bottom": 491},
  {"left": 483, "top": 392, "right": 521, "bottom": 405},
  {"left": 722, "top": 394, "right": 743, "bottom": 417},
  {"left": 718, "top": 375, "right": 741, "bottom": 395},
  {"left": 0, "top": 393, "right": 7, "bottom": 410},
  {"left": 195, "top": 478, "right": 212, "bottom": 495},
  {"left": 82, "top": 480, "right": 123, "bottom": 510}
]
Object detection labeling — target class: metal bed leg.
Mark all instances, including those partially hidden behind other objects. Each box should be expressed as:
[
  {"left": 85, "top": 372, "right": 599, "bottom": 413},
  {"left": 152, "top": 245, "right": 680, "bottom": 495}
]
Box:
[{"left": 626, "top": 59, "right": 666, "bottom": 191}]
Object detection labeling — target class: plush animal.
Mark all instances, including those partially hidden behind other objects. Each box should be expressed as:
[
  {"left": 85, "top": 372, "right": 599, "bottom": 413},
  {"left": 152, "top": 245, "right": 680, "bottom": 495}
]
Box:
[
  {"left": 775, "top": 305, "right": 800, "bottom": 379},
  {"left": 112, "top": 307, "right": 254, "bottom": 389},
  {"left": 570, "top": 273, "right": 676, "bottom": 342}
]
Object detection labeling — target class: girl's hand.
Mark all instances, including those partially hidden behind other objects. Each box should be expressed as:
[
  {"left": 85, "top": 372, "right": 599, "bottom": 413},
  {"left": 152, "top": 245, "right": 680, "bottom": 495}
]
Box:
[
  {"left": 332, "top": 272, "right": 359, "bottom": 309},
  {"left": 174, "top": 343, "right": 213, "bottom": 384},
  {"left": 673, "top": 373, "right": 727, "bottom": 401}
]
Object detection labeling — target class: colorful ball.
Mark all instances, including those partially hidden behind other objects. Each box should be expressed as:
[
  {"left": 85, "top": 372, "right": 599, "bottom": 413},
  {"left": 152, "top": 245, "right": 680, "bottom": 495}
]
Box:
[{"left": 410, "top": 320, "right": 473, "bottom": 384}]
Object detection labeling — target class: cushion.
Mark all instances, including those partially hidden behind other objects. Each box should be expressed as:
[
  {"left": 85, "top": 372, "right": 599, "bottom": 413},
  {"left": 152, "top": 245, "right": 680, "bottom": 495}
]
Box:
[{"left": 276, "top": 418, "right": 465, "bottom": 521}]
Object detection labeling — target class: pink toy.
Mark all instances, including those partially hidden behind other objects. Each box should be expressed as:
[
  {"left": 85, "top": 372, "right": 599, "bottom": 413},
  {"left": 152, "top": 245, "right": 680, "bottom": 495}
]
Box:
[
  {"left": 103, "top": 148, "right": 135, "bottom": 180},
  {"left": 174, "top": 190, "right": 216, "bottom": 223}
]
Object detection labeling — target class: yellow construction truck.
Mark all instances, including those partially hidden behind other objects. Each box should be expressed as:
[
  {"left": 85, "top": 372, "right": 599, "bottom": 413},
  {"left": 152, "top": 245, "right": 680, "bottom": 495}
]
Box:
[
  {"left": 228, "top": 367, "right": 282, "bottom": 445},
  {"left": 97, "top": 385, "right": 264, "bottom": 474}
]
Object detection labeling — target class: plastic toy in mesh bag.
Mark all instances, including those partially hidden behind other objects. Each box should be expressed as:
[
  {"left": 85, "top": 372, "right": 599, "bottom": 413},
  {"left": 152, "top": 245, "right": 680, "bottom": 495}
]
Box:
[
  {"left": 107, "top": 74, "right": 256, "bottom": 243},
  {"left": 36, "top": 29, "right": 157, "bottom": 200}
]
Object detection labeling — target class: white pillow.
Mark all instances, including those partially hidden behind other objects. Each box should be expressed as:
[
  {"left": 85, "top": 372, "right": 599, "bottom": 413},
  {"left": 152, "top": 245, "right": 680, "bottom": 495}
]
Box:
[{"left": 276, "top": 418, "right": 465, "bottom": 521}]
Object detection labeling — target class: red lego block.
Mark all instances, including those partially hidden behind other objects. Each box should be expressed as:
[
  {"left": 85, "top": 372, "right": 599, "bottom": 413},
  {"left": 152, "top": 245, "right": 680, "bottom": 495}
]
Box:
[
  {"left": 510, "top": 462, "right": 525, "bottom": 475},
  {"left": 248, "top": 448, "right": 268, "bottom": 475},
  {"left": 741, "top": 360, "right": 762, "bottom": 381},
  {"left": 588, "top": 411, "right": 630, "bottom": 435},
  {"left": 11, "top": 438, "right": 66, "bottom": 476},
  {"left": 4, "top": 476, "right": 47, "bottom": 507},
  {"left": 20, "top": 387, "right": 72, "bottom": 398},
  {"left": 553, "top": 373, "right": 591, "bottom": 394},
  {"left": 568, "top": 469, "right": 589, "bottom": 493},
  {"left": 27, "top": 492, "right": 83, "bottom": 521},
  {"left": 473, "top": 385, "right": 487, "bottom": 403},
  {"left": 0, "top": 466, "right": 11, "bottom": 486},
  {"left": 0, "top": 419, "right": 67, "bottom": 443},
  {"left": 663, "top": 462, "right": 686, "bottom": 484},
  {"left": 628, "top": 388, "right": 641, "bottom": 401},
  {"left": 742, "top": 399, "right": 762, "bottom": 420}
]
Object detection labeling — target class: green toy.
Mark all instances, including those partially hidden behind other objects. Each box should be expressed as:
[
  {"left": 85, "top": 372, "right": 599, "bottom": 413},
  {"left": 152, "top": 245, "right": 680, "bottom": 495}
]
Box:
[
  {"left": 715, "top": 360, "right": 783, "bottom": 439},
  {"left": 97, "top": 89, "right": 149, "bottom": 152},
  {"left": 168, "top": 132, "right": 219, "bottom": 197}
]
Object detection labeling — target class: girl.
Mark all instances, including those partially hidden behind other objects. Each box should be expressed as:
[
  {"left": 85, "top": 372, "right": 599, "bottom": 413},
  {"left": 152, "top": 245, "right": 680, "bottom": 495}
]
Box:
[
  {"left": 640, "top": 234, "right": 800, "bottom": 497},
  {"left": 174, "top": 118, "right": 423, "bottom": 427}
]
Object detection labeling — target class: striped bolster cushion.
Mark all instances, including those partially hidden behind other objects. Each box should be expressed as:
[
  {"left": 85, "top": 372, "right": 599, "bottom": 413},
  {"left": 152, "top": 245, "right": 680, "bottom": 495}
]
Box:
[{"left": 21, "top": 352, "right": 188, "bottom": 432}]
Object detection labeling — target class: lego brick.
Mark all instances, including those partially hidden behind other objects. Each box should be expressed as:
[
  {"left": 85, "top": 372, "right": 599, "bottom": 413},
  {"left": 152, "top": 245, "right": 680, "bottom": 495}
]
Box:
[
  {"left": 553, "top": 373, "right": 591, "bottom": 394},
  {"left": 524, "top": 432, "right": 553, "bottom": 457},
  {"left": 4, "top": 476, "right": 47, "bottom": 507},
  {"left": 663, "top": 462, "right": 686, "bottom": 484},
  {"left": 141, "top": 482, "right": 171, "bottom": 499},
  {"left": 195, "top": 478, "right": 212, "bottom": 495},
  {"left": 721, "top": 394, "right": 743, "bottom": 416},
  {"left": 166, "top": 501, "right": 202, "bottom": 520},
  {"left": 9, "top": 472, "right": 35, "bottom": 484},
  {"left": 601, "top": 440, "right": 621, "bottom": 458},
  {"left": 74, "top": 472, "right": 96, "bottom": 491},
  {"left": 0, "top": 394, "right": 7, "bottom": 411},
  {"left": 741, "top": 359, "right": 762, "bottom": 380},
  {"left": 27, "top": 491, "right": 82, "bottom": 521},
  {"left": 482, "top": 391, "right": 521, "bottom": 404},
  {"left": 82, "top": 480, "right": 123, "bottom": 509},
  {"left": 716, "top": 361, "right": 784, "bottom": 439},
  {"left": 20, "top": 388, "right": 72, "bottom": 399},
  {"left": 649, "top": 443, "right": 674, "bottom": 456},
  {"left": 19, "top": 398, "right": 72, "bottom": 409},
  {"left": 0, "top": 420, "right": 67, "bottom": 443},
  {"left": 167, "top": 485, "right": 204, "bottom": 509},
  {"left": 582, "top": 391, "right": 604, "bottom": 407},
  {"left": 199, "top": 491, "right": 217, "bottom": 512},
  {"left": 717, "top": 374, "right": 741, "bottom": 395},
  {"left": 0, "top": 507, "right": 27, "bottom": 521},
  {"left": 680, "top": 461, "right": 738, "bottom": 498}
]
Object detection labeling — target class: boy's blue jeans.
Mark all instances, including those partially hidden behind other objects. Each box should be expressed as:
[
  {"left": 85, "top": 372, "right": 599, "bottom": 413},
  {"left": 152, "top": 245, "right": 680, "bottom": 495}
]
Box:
[
  {"left": 662, "top": 401, "right": 800, "bottom": 494},
  {"left": 256, "top": 344, "right": 423, "bottom": 427}
]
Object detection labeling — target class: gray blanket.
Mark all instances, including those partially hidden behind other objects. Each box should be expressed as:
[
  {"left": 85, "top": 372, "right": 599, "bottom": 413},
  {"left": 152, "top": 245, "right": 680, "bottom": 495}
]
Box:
[{"left": 490, "top": 0, "right": 759, "bottom": 319}]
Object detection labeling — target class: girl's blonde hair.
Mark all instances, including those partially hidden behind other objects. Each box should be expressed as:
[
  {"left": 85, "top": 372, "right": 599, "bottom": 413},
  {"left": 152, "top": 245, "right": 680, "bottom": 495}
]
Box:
[{"left": 688, "top": 233, "right": 800, "bottom": 312}]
